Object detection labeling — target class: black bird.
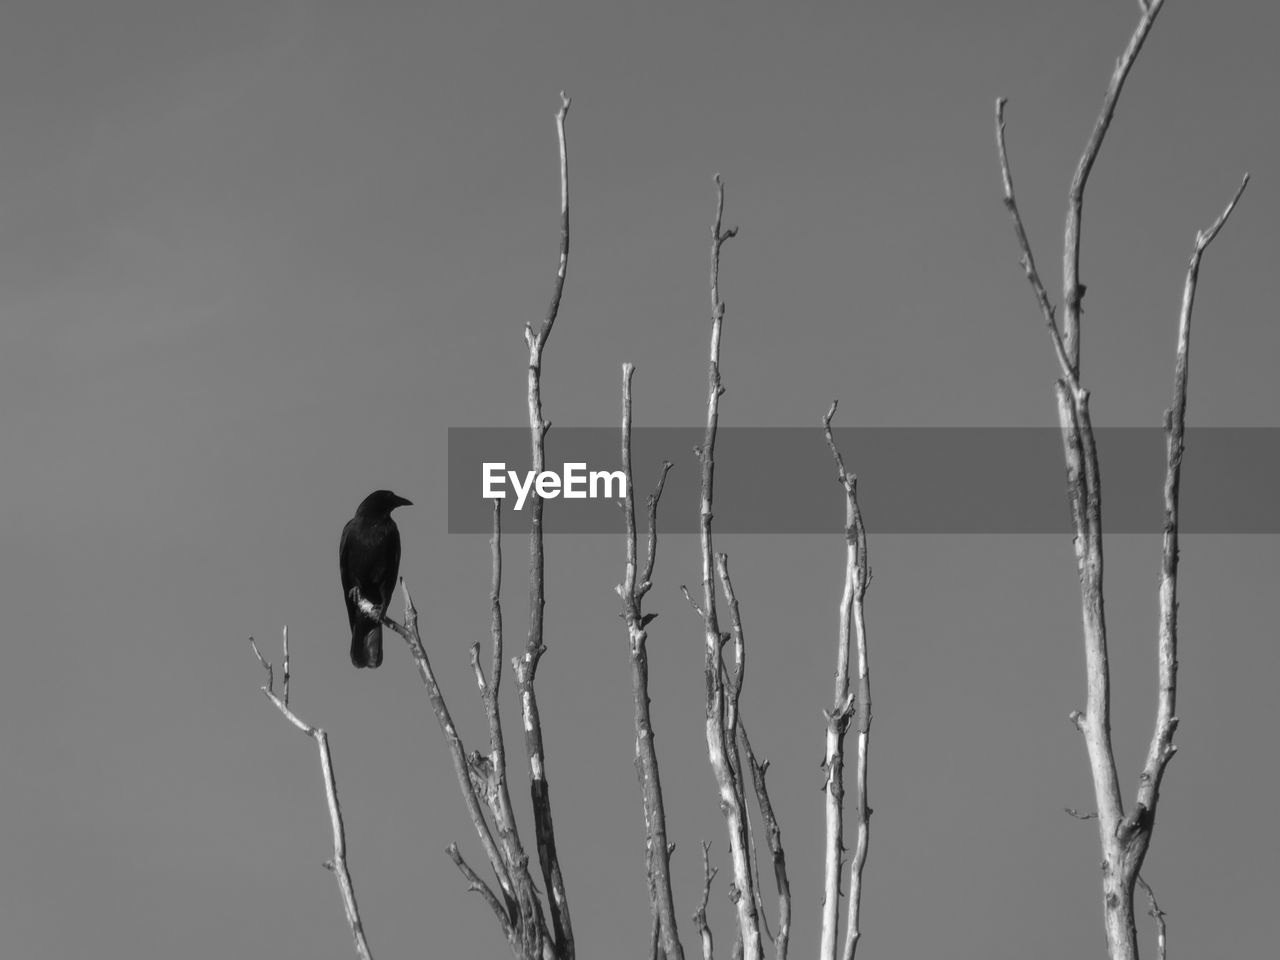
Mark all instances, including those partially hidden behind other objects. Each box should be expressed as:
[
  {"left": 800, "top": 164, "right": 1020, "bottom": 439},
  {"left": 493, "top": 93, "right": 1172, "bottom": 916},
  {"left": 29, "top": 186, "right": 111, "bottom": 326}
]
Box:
[{"left": 340, "top": 490, "right": 412, "bottom": 668}]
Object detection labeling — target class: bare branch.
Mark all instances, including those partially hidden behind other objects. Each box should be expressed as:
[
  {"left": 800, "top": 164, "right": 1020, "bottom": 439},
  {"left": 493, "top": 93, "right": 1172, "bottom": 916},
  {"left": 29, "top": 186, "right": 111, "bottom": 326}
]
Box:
[
  {"left": 480, "top": 501, "right": 536, "bottom": 910},
  {"left": 1196, "top": 175, "right": 1250, "bottom": 250},
  {"left": 484, "top": 509, "right": 546, "bottom": 952},
  {"left": 385, "top": 585, "right": 515, "bottom": 909},
  {"left": 818, "top": 407, "right": 851, "bottom": 960},
  {"left": 714, "top": 555, "right": 747, "bottom": 752},
  {"left": 525, "top": 91, "right": 573, "bottom": 352},
  {"left": 249, "top": 633, "right": 373, "bottom": 960},
  {"left": 281, "top": 626, "right": 291, "bottom": 709},
  {"left": 519, "top": 91, "right": 576, "bottom": 960},
  {"left": 738, "top": 728, "right": 790, "bottom": 960},
  {"left": 469, "top": 642, "right": 489, "bottom": 694},
  {"left": 680, "top": 584, "right": 706, "bottom": 619},
  {"left": 447, "top": 841, "right": 513, "bottom": 937},
  {"left": 697, "top": 175, "right": 761, "bottom": 960},
  {"left": 819, "top": 406, "right": 873, "bottom": 960},
  {"left": 489, "top": 499, "right": 506, "bottom": 698},
  {"left": 639, "top": 461, "right": 674, "bottom": 600},
  {"left": 1061, "top": 0, "right": 1166, "bottom": 367},
  {"left": 390, "top": 581, "right": 562, "bottom": 957},
  {"left": 1052, "top": 368, "right": 1131, "bottom": 949},
  {"left": 693, "top": 841, "right": 718, "bottom": 960},
  {"left": 1065, "top": 807, "right": 1099, "bottom": 821},
  {"left": 992, "top": 6, "right": 1250, "bottom": 959},
  {"left": 714, "top": 561, "right": 770, "bottom": 952},
  {"left": 993, "top": 100, "right": 1077, "bottom": 386},
  {"left": 998, "top": 7, "right": 1146, "bottom": 952},
  {"left": 621, "top": 363, "right": 685, "bottom": 960},
  {"left": 1136, "top": 875, "right": 1167, "bottom": 960},
  {"left": 1135, "top": 174, "right": 1249, "bottom": 826}
]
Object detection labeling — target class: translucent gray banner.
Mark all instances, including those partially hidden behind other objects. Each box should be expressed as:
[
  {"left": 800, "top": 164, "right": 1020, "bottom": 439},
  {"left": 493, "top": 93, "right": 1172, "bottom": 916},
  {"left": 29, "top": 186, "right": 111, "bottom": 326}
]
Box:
[{"left": 448, "top": 427, "right": 1278, "bottom": 534}]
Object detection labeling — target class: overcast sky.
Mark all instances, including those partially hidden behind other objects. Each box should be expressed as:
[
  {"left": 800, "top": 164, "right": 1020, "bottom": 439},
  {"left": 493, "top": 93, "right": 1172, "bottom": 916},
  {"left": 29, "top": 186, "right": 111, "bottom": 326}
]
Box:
[{"left": 1, "top": 2, "right": 1276, "bottom": 958}]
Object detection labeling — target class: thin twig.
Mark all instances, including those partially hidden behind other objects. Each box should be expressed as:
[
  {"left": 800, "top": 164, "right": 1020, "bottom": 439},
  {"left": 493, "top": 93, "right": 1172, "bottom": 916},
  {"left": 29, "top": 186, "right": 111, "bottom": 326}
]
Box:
[
  {"left": 738, "top": 726, "right": 791, "bottom": 960},
  {"left": 680, "top": 585, "right": 706, "bottom": 619},
  {"left": 249, "top": 633, "right": 373, "bottom": 960},
  {"left": 1061, "top": 0, "right": 1167, "bottom": 367},
  {"left": 1136, "top": 875, "right": 1167, "bottom": 960},
  {"left": 469, "top": 642, "right": 489, "bottom": 694},
  {"left": 693, "top": 841, "right": 717, "bottom": 960},
  {"left": 639, "top": 460, "right": 673, "bottom": 601},
  {"left": 281, "top": 625, "right": 290, "bottom": 709},
  {"left": 447, "top": 841, "right": 513, "bottom": 937},
  {"left": 994, "top": 99, "right": 1077, "bottom": 387}
]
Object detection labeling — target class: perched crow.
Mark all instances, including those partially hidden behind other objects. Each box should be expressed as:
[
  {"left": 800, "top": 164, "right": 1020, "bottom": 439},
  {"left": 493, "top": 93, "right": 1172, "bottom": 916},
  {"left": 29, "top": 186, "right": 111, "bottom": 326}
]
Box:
[{"left": 340, "top": 490, "right": 412, "bottom": 668}]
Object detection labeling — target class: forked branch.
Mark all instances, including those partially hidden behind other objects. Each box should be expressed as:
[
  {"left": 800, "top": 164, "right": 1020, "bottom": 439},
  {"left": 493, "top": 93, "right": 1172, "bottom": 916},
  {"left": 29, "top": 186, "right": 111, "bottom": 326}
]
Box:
[
  {"left": 693, "top": 841, "right": 718, "bottom": 960},
  {"left": 249, "top": 629, "right": 373, "bottom": 960},
  {"left": 619, "top": 363, "right": 683, "bottom": 960},
  {"left": 994, "top": 3, "right": 1248, "bottom": 956},
  {"left": 385, "top": 587, "right": 541, "bottom": 951}
]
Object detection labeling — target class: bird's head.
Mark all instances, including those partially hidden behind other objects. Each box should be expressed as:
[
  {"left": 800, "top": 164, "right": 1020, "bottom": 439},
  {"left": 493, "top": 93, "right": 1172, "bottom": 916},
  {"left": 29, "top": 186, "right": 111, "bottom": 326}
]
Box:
[{"left": 356, "top": 489, "right": 414, "bottom": 517}]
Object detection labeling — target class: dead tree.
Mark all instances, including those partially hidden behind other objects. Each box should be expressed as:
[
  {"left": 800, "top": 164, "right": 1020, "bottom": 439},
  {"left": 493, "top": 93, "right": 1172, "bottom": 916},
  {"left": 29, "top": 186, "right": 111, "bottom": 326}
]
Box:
[
  {"left": 249, "top": 105, "right": 877, "bottom": 960},
  {"left": 994, "top": 2, "right": 1247, "bottom": 957}
]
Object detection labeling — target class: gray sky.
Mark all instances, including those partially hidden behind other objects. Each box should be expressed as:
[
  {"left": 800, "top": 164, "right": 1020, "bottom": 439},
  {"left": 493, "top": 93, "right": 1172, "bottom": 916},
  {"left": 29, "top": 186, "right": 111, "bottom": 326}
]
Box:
[{"left": 1, "top": 2, "right": 1276, "bottom": 958}]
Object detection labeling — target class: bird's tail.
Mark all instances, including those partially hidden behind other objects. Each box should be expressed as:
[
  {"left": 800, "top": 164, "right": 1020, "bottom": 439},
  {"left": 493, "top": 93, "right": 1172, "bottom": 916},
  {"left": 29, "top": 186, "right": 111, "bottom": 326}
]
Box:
[{"left": 350, "top": 622, "right": 383, "bottom": 669}]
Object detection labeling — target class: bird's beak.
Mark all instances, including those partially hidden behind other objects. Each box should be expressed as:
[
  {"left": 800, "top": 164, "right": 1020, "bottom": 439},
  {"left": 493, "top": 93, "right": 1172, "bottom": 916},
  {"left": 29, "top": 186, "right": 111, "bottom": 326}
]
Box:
[{"left": 398, "top": 496, "right": 414, "bottom": 507}]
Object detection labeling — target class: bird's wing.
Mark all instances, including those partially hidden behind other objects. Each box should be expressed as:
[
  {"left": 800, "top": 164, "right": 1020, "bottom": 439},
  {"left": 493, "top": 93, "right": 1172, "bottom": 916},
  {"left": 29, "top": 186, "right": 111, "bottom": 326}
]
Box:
[
  {"left": 380, "top": 523, "right": 402, "bottom": 609},
  {"left": 339, "top": 518, "right": 360, "bottom": 628}
]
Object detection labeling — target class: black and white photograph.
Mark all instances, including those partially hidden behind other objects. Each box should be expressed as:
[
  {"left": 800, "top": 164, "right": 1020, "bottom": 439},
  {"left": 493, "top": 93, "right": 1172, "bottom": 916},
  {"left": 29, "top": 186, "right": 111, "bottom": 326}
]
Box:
[{"left": 1, "top": 2, "right": 1275, "bottom": 958}]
